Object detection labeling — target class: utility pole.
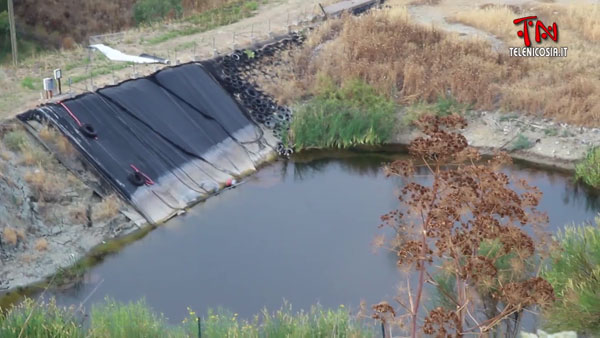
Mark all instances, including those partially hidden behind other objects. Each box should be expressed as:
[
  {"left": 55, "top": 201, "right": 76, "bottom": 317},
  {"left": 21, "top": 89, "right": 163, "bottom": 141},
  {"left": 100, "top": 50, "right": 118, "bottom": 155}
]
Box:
[{"left": 7, "top": 0, "right": 18, "bottom": 66}]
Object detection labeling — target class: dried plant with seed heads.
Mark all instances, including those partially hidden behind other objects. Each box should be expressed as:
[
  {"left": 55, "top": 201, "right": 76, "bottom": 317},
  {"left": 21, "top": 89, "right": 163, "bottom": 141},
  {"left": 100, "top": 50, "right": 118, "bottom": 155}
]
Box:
[{"left": 374, "top": 114, "right": 554, "bottom": 337}]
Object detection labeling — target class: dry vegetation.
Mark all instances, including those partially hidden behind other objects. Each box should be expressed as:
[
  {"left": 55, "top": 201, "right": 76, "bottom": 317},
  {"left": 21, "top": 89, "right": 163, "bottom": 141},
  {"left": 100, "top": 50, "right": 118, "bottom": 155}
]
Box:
[
  {"left": 12, "top": 0, "right": 250, "bottom": 49},
  {"left": 449, "top": 2, "right": 600, "bottom": 125},
  {"left": 92, "top": 195, "right": 121, "bottom": 222},
  {"left": 268, "top": 3, "right": 600, "bottom": 126},
  {"left": 267, "top": 7, "right": 527, "bottom": 111}
]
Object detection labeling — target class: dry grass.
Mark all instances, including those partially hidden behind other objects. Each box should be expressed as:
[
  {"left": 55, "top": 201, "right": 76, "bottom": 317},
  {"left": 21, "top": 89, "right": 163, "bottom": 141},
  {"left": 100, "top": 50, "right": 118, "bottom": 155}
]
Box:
[
  {"left": 20, "top": 144, "right": 52, "bottom": 166},
  {"left": 34, "top": 238, "right": 48, "bottom": 251},
  {"left": 69, "top": 203, "right": 88, "bottom": 224},
  {"left": 92, "top": 195, "right": 120, "bottom": 222},
  {"left": 271, "top": 3, "right": 600, "bottom": 126},
  {"left": 270, "top": 7, "right": 526, "bottom": 109},
  {"left": 409, "top": 0, "right": 441, "bottom": 5},
  {"left": 3, "top": 227, "right": 18, "bottom": 246},
  {"left": 449, "top": 3, "right": 600, "bottom": 125},
  {"left": 24, "top": 168, "right": 65, "bottom": 202},
  {"left": 39, "top": 124, "right": 76, "bottom": 157}
]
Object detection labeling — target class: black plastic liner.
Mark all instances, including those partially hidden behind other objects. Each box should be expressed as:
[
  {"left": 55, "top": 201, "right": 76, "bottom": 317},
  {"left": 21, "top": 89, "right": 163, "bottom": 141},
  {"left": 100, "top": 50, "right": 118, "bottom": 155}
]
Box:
[{"left": 18, "top": 62, "right": 277, "bottom": 224}]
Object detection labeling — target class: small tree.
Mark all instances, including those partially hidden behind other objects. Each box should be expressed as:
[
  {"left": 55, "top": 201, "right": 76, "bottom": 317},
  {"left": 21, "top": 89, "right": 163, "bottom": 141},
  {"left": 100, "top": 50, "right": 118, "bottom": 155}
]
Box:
[{"left": 374, "top": 114, "right": 555, "bottom": 337}]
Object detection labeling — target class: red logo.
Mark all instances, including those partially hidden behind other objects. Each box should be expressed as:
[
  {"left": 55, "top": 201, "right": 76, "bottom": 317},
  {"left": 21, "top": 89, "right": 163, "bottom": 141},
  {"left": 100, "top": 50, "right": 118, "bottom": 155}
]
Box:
[{"left": 514, "top": 16, "right": 558, "bottom": 47}]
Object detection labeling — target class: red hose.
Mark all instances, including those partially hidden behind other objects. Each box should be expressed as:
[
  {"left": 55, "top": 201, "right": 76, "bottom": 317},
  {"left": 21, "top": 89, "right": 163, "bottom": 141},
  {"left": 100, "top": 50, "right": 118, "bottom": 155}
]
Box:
[
  {"left": 59, "top": 101, "right": 83, "bottom": 127},
  {"left": 130, "top": 164, "right": 155, "bottom": 185}
]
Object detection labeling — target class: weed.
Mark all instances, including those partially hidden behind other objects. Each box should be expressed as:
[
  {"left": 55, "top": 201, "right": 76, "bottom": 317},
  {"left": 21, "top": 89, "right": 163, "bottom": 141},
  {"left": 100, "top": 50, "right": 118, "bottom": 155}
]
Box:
[
  {"left": 20, "top": 77, "right": 39, "bottom": 90},
  {"left": 498, "top": 113, "right": 518, "bottom": 122},
  {"left": 403, "top": 95, "right": 468, "bottom": 125},
  {"left": 20, "top": 144, "right": 51, "bottom": 166},
  {"left": 290, "top": 78, "right": 397, "bottom": 150},
  {"left": 2, "top": 130, "right": 28, "bottom": 152},
  {"left": 542, "top": 221, "right": 600, "bottom": 334},
  {"left": 2, "top": 227, "right": 18, "bottom": 246},
  {"left": 92, "top": 195, "right": 120, "bottom": 222},
  {"left": 244, "top": 1, "right": 258, "bottom": 11},
  {"left": 575, "top": 147, "right": 600, "bottom": 188},
  {"left": 0, "top": 298, "right": 83, "bottom": 337},
  {"left": 510, "top": 133, "right": 533, "bottom": 151},
  {"left": 24, "top": 168, "right": 65, "bottom": 202},
  {"left": 35, "top": 238, "right": 48, "bottom": 251},
  {"left": 133, "top": 0, "right": 183, "bottom": 25},
  {"left": 544, "top": 128, "right": 559, "bottom": 137}
]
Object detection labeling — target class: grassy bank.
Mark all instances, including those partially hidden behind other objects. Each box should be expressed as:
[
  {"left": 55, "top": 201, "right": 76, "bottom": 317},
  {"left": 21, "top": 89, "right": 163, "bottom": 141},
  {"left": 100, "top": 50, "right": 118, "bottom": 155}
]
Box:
[
  {"left": 289, "top": 78, "right": 397, "bottom": 150},
  {"left": 542, "top": 220, "right": 600, "bottom": 335},
  {"left": 0, "top": 298, "right": 374, "bottom": 337},
  {"left": 575, "top": 147, "right": 600, "bottom": 188}
]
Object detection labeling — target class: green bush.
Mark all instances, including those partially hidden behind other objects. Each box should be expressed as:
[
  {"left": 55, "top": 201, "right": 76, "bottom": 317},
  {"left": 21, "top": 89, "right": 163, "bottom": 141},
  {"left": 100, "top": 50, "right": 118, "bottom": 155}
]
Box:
[
  {"left": 290, "top": 78, "right": 397, "bottom": 150},
  {"left": 2, "top": 130, "right": 28, "bottom": 152},
  {"left": 244, "top": 1, "right": 259, "bottom": 11},
  {"left": 133, "top": 0, "right": 183, "bottom": 25},
  {"left": 510, "top": 133, "right": 533, "bottom": 151},
  {"left": 542, "top": 222, "right": 600, "bottom": 334},
  {"left": 575, "top": 147, "right": 600, "bottom": 188}
]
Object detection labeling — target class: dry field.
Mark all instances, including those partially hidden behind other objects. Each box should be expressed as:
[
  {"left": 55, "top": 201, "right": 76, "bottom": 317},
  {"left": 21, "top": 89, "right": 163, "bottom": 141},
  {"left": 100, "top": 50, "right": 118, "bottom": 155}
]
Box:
[{"left": 263, "top": 1, "right": 600, "bottom": 126}]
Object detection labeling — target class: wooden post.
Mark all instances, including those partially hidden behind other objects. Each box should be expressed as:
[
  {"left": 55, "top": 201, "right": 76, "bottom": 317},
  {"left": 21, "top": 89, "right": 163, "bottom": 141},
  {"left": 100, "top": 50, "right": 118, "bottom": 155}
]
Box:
[{"left": 7, "top": 0, "right": 18, "bottom": 66}]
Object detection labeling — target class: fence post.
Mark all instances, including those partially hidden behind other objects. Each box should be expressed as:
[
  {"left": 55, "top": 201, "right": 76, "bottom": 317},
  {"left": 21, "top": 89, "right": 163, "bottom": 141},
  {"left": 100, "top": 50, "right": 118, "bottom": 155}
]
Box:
[
  {"left": 198, "top": 317, "right": 201, "bottom": 338},
  {"left": 213, "top": 36, "right": 218, "bottom": 57}
]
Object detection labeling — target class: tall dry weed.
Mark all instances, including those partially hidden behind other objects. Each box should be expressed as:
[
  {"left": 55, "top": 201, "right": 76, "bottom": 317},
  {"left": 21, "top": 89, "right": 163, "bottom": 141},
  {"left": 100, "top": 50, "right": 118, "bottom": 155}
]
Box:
[
  {"left": 449, "top": 3, "right": 600, "bottom": 125},
  {"left": 275, "top": 8, "right": 526, "bottom": 110}
]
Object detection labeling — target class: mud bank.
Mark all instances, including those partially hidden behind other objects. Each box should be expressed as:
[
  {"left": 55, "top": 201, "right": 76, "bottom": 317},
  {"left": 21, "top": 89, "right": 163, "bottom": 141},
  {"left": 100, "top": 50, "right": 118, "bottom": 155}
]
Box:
[{"left": 392, "top": 110, "right": 599, "bottom": 171}]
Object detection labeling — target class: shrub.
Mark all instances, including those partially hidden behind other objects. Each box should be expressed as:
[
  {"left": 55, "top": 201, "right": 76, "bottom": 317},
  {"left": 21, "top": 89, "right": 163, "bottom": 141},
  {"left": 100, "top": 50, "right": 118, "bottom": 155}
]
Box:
[
  {"left": 376, "top": 115, "right": 553, "bottom": 337},
  {"left": 133, "top": 0, "right": 183, "bottom": 25},
  {"left": 35, "top": 238, "right": 48, "bottom": 251},
  {"left": 575, "top": 147, "right": 600, "bottom": 188},
  {"left": 0, "top": 298, "right": 83, "bottom": 337},
  {"left": 510, "top": 133, "right": 533, "bottom": 151},
  {"left": 92, "top": 195, "right": 120, "bottom": 222},
  {"left": 2, "top": 130, "right": 28, "bottom": 152},
  {"left": 89, "top": 298, "right": 183, "bottom": 338},
  {"left": 542, "top": 222, "right": 600, "bottom": 334},
  {"left": 289, "top": 78, "right": 397, "bottom": 150}
]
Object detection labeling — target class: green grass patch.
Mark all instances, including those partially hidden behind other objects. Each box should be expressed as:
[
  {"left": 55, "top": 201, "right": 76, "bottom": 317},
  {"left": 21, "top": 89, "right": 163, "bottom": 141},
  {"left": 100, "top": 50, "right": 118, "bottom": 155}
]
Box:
[
  {"left": 2, "top": 130, "right": 28, "bottom": 152},
  {"left": 71, "top": 62, "right": 133, "bottom": 84},
  {"left": 510, "top": 133, "right": 533, "bottom": 151},
  {"left": 290, "top": 78, "right": 397, "bottom": 150},
  {"left": 146, "top": 0, "right": 264, "bottom": 45},
  {"left": 20, "top": 77, "right": 40, "bottom": 90},
  {"left": 133, "top": 0, "right": 183, "bottom": 25},
  {"left": 541, "top": 222, "right": 600, "bottom": 335},
  {"left": 403, "top": 95, "right": 469, "bottom": 126},
  {"left": 575, "top": 147, "right": 600, "bottom": 188},
  {"left": 0, "top": 298, "right": 374, "bottom": 337}
]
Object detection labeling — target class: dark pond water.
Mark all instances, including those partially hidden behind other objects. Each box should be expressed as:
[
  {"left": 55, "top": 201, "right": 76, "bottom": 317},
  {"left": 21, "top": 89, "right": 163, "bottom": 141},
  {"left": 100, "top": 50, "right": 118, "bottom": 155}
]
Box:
[{"left": 23, "top": 152, "right": 600, "bottom": 323}]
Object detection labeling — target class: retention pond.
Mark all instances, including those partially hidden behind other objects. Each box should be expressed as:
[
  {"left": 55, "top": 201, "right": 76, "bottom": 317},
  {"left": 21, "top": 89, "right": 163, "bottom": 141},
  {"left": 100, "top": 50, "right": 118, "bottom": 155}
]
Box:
[{"left": 7, "top": 151, "right": 600, "bottom": 324}]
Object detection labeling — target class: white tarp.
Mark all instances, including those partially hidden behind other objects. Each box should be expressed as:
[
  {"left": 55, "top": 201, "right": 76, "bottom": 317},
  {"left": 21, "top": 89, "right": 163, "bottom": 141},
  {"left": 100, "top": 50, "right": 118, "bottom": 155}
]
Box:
[{"left": 90, "top": 44, "right": 166, "bottom": 64}]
